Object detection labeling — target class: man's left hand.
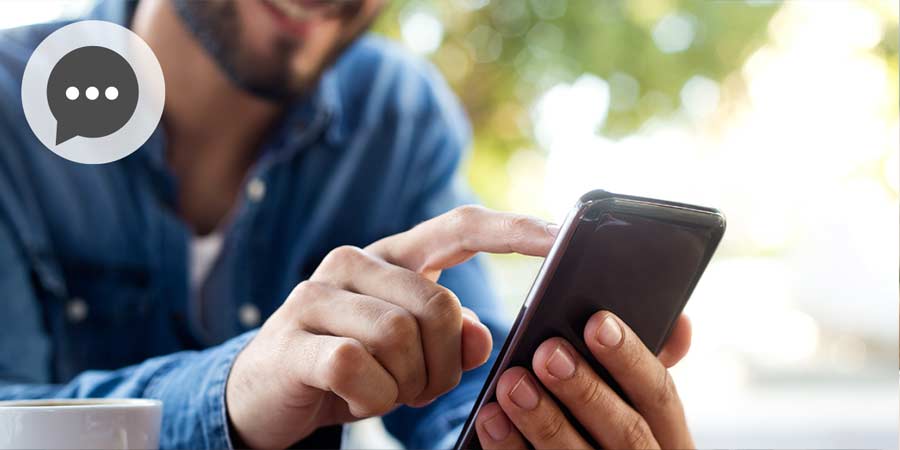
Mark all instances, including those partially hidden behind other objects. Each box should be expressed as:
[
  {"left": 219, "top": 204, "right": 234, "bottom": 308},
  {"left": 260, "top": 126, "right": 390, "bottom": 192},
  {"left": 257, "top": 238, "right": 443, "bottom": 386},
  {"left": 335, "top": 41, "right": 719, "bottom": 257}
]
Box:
[{"left": 475, "top": 311, "right": 694, "bottom": 449}]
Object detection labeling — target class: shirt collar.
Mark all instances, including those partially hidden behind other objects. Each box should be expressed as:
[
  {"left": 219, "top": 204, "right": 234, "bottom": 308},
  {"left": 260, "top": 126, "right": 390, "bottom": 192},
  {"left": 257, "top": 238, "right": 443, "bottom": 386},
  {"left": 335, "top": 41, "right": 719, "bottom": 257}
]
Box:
[{"left": 277, "top": 68, "right": 346, "bottom": 154}]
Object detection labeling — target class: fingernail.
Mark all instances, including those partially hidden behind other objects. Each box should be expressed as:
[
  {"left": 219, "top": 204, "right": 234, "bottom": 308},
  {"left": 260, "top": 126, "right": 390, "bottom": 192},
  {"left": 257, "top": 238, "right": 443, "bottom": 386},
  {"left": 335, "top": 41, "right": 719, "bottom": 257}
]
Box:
[
  {"left": 546, "top": 223, "right": 560, "bottom": 237},
  {"left": 595, "top": 314, "right": 623, "bottom": 348},
  {"left": 545, "top": 344, "right": 576, "bottom": 379},
  {"left": 482, "top": 412, "right": 510, "bottom": 441},
  {"left": 508, "top": 374, "right": 539, "bottom": 410}
]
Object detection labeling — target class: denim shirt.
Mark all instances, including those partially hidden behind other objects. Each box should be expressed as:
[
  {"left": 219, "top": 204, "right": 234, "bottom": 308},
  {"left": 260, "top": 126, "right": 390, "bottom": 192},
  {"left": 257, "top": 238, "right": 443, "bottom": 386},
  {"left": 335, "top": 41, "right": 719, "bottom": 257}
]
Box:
[{"left": 0, "top": 3, "right": 507, "bottom": 448}]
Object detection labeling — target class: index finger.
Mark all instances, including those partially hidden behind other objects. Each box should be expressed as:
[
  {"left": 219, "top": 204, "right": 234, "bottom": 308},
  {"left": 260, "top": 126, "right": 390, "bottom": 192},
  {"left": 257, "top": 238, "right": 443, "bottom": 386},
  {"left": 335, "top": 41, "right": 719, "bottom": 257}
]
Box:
[{"left": 366, "top": 205, "right": 557, "bottom": 279}]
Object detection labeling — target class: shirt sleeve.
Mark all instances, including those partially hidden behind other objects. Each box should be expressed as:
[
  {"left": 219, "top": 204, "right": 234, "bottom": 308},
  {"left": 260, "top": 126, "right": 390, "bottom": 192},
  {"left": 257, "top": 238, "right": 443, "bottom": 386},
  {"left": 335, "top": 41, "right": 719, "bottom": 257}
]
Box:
[
  {"left": 0, "top": 209, "right": 257, "bottom": 450},
  {"left": 379, "top": 57, "right": 510, "bottom": 450}
]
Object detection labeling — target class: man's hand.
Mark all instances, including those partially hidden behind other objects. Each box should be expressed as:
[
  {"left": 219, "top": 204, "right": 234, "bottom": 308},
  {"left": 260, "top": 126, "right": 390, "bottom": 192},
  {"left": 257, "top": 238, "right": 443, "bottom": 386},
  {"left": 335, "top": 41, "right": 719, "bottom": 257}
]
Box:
[
  {"left": 225, "top": 206, "right": 558, "bottom": 449},
  {"left": 475, "top": 311, "right": 694, "bottom": 449}
]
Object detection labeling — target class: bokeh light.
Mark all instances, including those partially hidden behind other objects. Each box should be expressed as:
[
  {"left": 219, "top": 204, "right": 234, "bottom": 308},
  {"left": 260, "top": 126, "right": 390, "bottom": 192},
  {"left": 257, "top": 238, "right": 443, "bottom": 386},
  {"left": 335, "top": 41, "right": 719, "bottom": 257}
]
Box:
[{"left": 400, "top": 9, "right": 444, "bottom": 55}]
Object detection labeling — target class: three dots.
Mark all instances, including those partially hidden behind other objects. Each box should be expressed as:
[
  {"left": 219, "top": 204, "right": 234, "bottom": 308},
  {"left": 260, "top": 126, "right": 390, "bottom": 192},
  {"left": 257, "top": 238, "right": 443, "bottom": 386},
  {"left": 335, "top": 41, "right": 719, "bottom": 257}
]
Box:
[{"left": 65, "top": 86, "right": 119, "bottom": 101}]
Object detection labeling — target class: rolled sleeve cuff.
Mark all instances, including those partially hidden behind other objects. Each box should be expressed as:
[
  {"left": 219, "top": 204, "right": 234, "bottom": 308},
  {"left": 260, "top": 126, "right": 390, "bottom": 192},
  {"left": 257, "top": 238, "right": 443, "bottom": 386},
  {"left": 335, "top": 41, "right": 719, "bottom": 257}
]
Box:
[
  {"left": 206, "top": 330, "right": 258, "bottom": 450},
  {"left": 146, "top": 330, "right": 258, "bottom": 450}
]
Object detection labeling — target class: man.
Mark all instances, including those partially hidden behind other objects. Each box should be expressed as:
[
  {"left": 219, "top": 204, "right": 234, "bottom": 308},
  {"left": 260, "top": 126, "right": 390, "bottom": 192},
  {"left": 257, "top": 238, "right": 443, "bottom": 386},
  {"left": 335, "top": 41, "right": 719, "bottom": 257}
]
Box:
[{"left": 0, "top": 0, "right": 694, "bottom": 448}]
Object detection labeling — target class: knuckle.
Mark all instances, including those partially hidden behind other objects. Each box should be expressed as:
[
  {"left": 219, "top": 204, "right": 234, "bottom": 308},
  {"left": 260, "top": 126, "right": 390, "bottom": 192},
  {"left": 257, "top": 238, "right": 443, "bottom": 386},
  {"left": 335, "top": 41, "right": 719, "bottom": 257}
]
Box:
[
  {"left": 322, "top": 245, "right": 364, "bottom": 269},
  {"left": 374, "top": 308, "right": 420, "bottom": 351},
  {"left": 325, "top": 339, "right": 367, "bottom": 387},
  {"left": 504, "top": 216, "right": 534, "bottom": 250},
  {"left": 445, "top": 205, "right": 483, "bottom": 239},
  {"left": 423, "top": 288, "right": 462, "bottom": 322},
  {"left": 449, "top": 204, "right": 484, "bottom": 224},
  {"left": 622, "top": 344, "right": 644, "bottom": 373},
  {"left": 507, "top": 214, "right": 535, "bottom": 234},
  {"left": 577, "top": 377, "right": 609, "bottom": 409},
  {"left": 534, "top": 410, "right": 567, "bottom": 443},
  {"left": 654, "top": 369, "right": 677, "bottom": 408},
  {"left": 288, "top": 280, "right": 324, "bottom": 305},
  {"left": 623, "top": 414, "right": 654, "bottom": 449}
]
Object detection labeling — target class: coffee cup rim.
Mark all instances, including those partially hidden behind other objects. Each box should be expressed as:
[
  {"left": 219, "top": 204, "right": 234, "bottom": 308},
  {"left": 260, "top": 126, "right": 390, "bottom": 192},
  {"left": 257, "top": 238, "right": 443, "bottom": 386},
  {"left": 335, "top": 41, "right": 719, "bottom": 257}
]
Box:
[{"left": 0, "top": 398, "right": 162, "bottom": 410}]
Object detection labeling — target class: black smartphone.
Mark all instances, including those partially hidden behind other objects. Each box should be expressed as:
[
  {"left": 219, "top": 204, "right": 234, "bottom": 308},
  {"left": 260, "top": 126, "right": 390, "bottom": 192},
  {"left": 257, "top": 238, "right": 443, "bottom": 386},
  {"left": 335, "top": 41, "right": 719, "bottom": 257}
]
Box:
[{"left": 454, "top": 189, "right": 726, "bottom": 449}]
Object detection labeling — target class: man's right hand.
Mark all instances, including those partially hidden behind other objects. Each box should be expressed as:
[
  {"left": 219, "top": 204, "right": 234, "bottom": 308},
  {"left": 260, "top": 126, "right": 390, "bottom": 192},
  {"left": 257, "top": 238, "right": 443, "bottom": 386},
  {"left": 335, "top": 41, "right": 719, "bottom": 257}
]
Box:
[{"left": 224, "top": 206, "right": 559, "bottom": 449}]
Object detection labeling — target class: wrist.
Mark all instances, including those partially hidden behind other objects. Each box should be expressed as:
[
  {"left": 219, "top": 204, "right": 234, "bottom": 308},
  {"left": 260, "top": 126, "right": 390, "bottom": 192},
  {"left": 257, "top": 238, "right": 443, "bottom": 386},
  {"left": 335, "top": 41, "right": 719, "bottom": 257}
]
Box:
[
  {"left": 223, "top": 329, "right": 320, "bottom": 449},
  {"left": 220, "top": 331, "right": 261, "bottom": 449}
]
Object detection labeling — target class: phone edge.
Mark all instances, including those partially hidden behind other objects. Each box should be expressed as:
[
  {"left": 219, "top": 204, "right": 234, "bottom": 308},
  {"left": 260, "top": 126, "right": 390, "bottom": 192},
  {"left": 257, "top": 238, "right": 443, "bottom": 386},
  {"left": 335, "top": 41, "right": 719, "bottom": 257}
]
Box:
[{"left": 453, "top": 199, "right": 585, "bottom": 449}]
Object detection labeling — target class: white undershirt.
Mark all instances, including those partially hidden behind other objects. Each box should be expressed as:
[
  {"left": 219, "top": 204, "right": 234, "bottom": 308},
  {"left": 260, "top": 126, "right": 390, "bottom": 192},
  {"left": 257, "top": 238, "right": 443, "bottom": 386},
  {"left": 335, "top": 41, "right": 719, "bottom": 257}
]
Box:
[{"left": 189, "top": 232, "right": 225, "bottom": 298}]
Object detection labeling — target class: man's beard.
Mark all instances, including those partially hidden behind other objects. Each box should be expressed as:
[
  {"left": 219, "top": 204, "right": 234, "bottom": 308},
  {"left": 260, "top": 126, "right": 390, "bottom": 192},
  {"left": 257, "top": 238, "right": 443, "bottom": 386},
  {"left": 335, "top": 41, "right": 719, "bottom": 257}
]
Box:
[{"left": 171, "top": 0, "right": 301, "bottom": 101}]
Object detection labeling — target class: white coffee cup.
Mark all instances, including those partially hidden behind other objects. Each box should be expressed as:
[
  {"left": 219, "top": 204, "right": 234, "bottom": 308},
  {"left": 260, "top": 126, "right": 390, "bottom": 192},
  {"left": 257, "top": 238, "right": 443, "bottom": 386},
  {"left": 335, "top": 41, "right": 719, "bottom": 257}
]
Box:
[{"left": 0, "top": 398, "right": 162, "bottom": 449}]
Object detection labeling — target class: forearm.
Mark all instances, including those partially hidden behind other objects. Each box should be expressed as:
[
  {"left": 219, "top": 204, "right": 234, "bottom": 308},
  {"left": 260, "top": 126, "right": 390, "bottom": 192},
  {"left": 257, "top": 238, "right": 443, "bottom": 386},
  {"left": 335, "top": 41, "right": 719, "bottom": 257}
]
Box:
[{"left": 0, "top": 330, "right": 257, "bottom": 450}]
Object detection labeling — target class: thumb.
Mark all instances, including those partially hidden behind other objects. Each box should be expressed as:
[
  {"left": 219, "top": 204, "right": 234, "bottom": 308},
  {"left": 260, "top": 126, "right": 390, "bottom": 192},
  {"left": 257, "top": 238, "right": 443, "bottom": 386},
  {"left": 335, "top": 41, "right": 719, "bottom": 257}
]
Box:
[{"left": 461, "top": 307, "right": 493, "bottom": 371}]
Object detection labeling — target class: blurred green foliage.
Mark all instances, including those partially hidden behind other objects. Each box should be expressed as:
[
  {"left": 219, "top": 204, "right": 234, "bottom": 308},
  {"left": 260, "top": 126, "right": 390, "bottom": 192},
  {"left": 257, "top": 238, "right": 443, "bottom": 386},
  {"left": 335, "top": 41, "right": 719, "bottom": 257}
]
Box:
[
  {"left": 373, "top": 0, "right": 780, "bottom": 206},
  {"left": 373, "top": 1, "right": 898, "bottom": 209}
]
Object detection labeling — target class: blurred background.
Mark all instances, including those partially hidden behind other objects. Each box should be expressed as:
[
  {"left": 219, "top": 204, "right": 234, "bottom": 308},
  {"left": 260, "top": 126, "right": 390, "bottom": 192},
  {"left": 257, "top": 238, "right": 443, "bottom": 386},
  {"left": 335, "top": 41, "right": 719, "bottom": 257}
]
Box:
[
  {"left": 4, "top": 0, "right": 898, "bottom": 448},
  {"left": 375, "top": 1, "right": 900, "bottom": 447}
]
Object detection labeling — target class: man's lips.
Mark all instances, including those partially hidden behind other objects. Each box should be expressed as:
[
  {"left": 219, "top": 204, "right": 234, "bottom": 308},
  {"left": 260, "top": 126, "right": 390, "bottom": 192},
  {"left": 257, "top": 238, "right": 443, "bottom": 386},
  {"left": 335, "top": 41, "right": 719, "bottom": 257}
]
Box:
[
  {"left": 259, "top": 0, "right": 362, "bottom": 37},
  {"left": 259, "top": 0, "right": 315, "bottom": 36},
  {"left": 263, "top": 0, "right": 353, "bottom": 20}
]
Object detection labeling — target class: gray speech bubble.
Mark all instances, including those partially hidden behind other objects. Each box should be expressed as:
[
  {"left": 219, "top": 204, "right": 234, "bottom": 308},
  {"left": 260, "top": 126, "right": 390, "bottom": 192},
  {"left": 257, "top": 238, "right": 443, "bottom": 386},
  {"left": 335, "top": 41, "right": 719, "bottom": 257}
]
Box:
[{"left": 47, "top": 46, "right": 139, "bottom": 145}]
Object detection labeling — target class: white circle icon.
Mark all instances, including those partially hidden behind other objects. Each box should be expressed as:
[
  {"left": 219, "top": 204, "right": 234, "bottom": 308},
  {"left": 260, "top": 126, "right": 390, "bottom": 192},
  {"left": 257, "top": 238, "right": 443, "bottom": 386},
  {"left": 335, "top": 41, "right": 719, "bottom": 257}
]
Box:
[
  {"left": 21, "top": 20, "right": 165, "bottom": 165},
  {"left": 85, "top": 86, "right": 99, "bottom": 100}
]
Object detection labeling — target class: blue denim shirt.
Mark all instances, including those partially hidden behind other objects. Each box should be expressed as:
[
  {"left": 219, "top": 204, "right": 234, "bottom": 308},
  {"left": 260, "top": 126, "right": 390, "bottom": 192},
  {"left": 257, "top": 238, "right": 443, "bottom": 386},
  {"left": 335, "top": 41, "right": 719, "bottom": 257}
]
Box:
[{"left": 0, "top": 3, "right": 506, "bottom": 448}]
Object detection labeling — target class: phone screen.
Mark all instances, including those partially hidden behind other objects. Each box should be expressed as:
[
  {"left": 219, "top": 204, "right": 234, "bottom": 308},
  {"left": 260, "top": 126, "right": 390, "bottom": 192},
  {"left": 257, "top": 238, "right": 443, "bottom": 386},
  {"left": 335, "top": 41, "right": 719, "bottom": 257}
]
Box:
[{"left": 456, "top": 195, "right": 724, "bottom": 449}]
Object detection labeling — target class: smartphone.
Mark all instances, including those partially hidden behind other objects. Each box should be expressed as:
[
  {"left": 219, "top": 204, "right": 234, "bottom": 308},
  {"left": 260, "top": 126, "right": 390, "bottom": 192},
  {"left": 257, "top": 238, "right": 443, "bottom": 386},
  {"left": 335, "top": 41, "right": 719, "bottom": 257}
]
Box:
[{"left": 454, "top": 189, "right": 726, "bottom": 449}]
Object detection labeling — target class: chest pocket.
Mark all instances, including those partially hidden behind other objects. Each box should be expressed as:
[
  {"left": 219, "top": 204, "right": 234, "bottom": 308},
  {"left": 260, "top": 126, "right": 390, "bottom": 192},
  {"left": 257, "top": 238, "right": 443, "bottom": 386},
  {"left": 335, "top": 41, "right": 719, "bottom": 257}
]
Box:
[{"left": 49, "top": 263, "right": 157, "bottom": 381}]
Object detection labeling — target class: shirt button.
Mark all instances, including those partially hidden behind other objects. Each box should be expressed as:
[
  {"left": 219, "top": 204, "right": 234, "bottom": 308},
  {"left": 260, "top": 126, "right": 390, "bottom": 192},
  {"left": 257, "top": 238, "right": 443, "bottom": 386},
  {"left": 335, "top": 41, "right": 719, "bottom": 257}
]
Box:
[
  {"left": 246, "top": 178, "right": 266, "bottom": 203},
  {"left": 66, "top": 297, "right": 88, "bottom": 323},
  {"left": 238, "top": 303, "right": 261, "bottom": 328}
]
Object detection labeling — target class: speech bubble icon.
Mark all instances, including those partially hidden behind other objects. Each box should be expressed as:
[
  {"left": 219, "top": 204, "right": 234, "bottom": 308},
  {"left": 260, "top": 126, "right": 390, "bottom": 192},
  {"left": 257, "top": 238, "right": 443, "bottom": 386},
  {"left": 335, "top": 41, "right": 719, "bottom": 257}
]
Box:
[{"left": 47, "top": 46, "right": 139, "bottom": 145}]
